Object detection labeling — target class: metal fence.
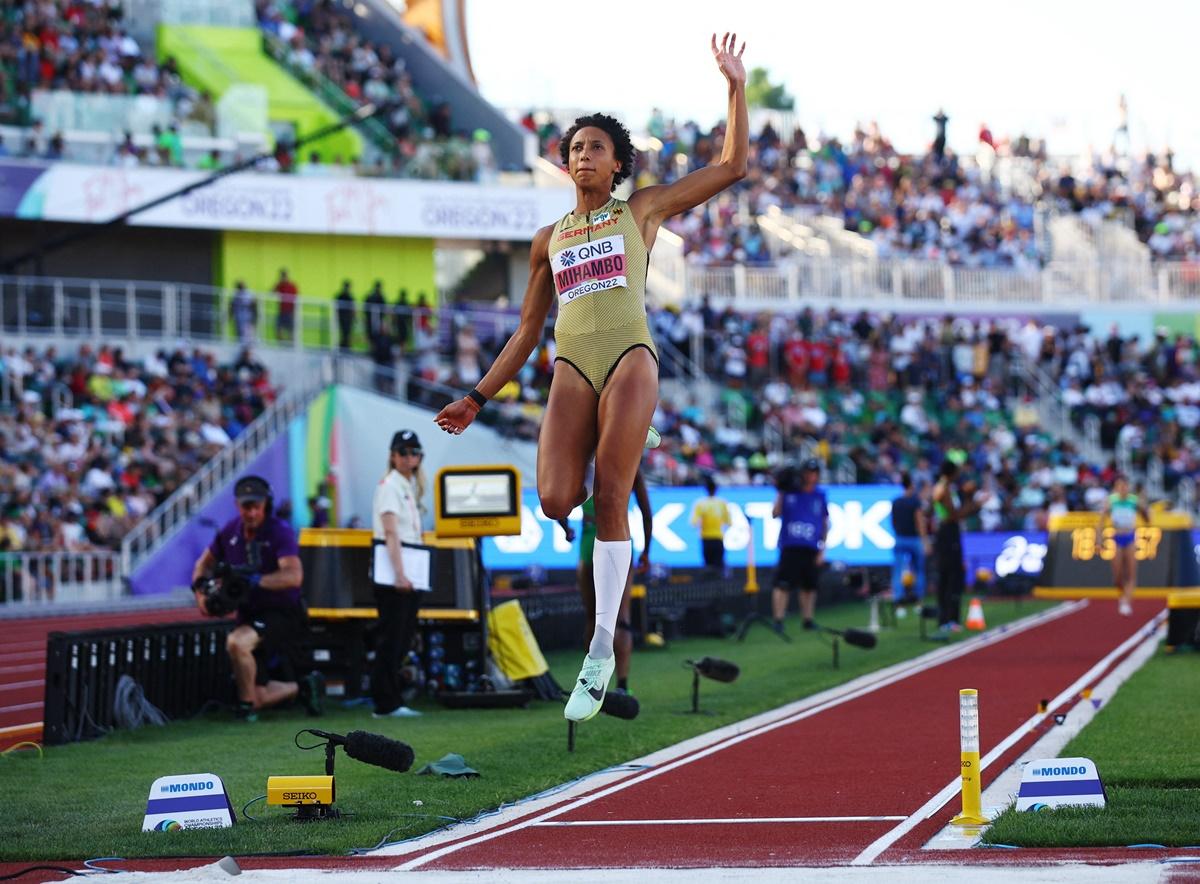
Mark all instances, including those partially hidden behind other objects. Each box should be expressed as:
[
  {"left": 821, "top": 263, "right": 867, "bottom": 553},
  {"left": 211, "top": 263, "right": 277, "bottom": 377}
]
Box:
[
  {"left": 0, "top": 551, "right": 123, "bottom": 606},
  {"left": 661, "top": 257, "right": 1200, "bottom": 310}
]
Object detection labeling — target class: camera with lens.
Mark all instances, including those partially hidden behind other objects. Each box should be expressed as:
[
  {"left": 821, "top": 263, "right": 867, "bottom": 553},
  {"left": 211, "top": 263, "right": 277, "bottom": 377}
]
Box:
[
  {"left": 775, "top": 465, "right": 798, "bottom": 494},
  {"left": 193, "top": 561, "right": 254, "bottom": 617}
]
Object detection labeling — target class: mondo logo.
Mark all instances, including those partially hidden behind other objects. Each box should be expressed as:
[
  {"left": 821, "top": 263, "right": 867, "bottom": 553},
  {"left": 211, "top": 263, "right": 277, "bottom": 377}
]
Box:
[{"left": 559, "top": 249, "right": 576, "bottom": 266}]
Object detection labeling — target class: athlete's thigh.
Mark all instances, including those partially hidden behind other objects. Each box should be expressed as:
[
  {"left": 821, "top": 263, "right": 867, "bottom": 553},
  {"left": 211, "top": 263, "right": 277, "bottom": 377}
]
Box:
[
  {"left": 593, "top": 349, "right": 658, "bottom": 519},
  {"left": 537, "top": 363, "right": 598, "bottom": 512}
]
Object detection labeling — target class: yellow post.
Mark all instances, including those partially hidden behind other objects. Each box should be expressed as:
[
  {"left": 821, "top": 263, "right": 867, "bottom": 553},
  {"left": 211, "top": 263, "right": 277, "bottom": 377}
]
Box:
[
  {"left": 952, "top": 688, "right": 987, "bottom": 825},
  {"left": 743, "top": 525, "right": 759, "bottom": 594}
]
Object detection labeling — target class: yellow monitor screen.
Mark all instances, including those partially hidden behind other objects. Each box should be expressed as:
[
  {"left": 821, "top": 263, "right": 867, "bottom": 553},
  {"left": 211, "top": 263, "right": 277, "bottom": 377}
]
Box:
[{"left": 435, "top": 465, "right": 521, "bottom": 537}]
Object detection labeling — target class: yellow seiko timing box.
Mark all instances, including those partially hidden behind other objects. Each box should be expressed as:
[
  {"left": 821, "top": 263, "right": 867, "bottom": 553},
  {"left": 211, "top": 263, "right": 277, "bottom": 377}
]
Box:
[
  {"left": 434, "top": 465, "right": 522, "bottom": 538},
  {"left": 266, "top": 775, "right": 335, "bottom": 807}
]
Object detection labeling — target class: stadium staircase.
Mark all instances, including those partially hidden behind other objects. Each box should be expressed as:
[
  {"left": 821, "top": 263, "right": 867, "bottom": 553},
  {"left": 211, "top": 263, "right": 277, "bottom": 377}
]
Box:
[
  {"left": 118, "top": 357, "right": 335, "bottom": 578},
  {"left": 155, "top": 23, "right": 364, "bottom": 163}
]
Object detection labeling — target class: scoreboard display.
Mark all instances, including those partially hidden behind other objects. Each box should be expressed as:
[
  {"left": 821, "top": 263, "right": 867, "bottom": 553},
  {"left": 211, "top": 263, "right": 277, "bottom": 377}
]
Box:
[
  {"left": 434, "top": 465, "right": 522, "bottom": 538},
  {"left": 1038, "top": 511, "right": 1199, "bottom": 594}
]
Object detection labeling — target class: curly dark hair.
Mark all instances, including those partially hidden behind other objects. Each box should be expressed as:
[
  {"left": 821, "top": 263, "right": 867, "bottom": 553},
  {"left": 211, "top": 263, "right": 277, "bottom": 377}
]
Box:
[{"left": 558, "top": 113, "right": 634, "bottom": 191}]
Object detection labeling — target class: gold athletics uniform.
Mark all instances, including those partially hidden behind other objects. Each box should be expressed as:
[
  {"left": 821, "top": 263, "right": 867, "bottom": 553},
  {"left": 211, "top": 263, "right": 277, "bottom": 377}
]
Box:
[{"left": 549, "top": 197, "right": 658, "bottom": 394}]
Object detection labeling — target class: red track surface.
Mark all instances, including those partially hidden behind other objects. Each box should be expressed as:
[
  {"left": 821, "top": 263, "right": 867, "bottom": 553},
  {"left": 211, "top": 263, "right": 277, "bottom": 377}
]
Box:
[
  {"left": 393, "top": 598, "right": 1187, "bottom": 870},
  {"left": 0, "top": 607, "right": 202, "bottom": 742},
  {"left": 3, "top": 598, "right": 1195, "bottom": 880}
]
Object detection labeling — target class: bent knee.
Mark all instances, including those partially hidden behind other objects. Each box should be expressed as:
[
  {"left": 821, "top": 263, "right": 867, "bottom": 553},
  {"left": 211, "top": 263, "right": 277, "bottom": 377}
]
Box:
[
  {"left": 226, "top": 632, "right": 256, "bottom": 656},
  {"left": 540, "top": 491, "right": 582, "bottom": 522}
]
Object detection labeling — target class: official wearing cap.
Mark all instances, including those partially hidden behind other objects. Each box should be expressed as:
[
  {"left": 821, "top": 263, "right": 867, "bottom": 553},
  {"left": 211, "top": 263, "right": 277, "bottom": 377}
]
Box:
[{"left": 370, "top": 430, "right": 426, "bottom": 718}]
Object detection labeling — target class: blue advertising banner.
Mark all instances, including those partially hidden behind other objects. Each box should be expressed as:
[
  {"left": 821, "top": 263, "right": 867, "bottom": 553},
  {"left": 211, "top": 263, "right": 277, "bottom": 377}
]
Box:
[
  {"left": 482, "top": 487, "right": 1199, "bottom": 580},
  {"left": 482, "top": 484, "right": 903, "bottom": 570}
]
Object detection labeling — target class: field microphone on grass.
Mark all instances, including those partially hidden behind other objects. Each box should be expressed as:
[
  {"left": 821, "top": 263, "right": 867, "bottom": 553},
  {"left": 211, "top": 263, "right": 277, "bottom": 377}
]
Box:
[
  {"left": 601, "top": 691, "right": 640, "bottom": 720},
  {"left": 306, "top": 729, "right": 415, "bottom": 773},
  {"left": 268, "top": 729, "right": 416, "bottom": 820},
  {"left": 688, "top": 657, "right": 741, "bottom": 683},
  {"left": 829, "top": 627, "right": 878, "bottom": 650}
]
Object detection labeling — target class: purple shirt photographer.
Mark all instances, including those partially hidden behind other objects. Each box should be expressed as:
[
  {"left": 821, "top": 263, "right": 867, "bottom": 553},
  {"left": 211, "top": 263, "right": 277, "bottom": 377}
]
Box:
[{"left": 208, "top": 514, "right": 301, "bottom": 613}]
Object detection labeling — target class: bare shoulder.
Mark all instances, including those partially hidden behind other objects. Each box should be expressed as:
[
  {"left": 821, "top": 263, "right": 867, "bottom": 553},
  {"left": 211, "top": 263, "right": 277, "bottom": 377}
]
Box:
[{"left": 531, "top": 222, "right": 555, "bottom": 257}]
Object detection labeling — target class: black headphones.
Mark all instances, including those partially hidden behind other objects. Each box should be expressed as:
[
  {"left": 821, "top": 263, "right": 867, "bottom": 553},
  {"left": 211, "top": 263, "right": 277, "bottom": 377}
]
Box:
[{"left": 233, "top": 475, "right": 274, "bottom": 518}]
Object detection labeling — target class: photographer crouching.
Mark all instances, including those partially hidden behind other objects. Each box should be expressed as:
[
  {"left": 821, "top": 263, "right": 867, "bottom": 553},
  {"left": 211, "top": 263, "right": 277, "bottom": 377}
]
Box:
[{"left": 191, "top": 475, "right": 323, "bottom": 721}]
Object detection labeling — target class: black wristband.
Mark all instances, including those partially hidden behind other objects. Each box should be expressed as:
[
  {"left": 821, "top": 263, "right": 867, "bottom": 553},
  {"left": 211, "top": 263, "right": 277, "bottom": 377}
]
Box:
[{"left": 467, "top": 389, "right": 487, "bottom": 409}]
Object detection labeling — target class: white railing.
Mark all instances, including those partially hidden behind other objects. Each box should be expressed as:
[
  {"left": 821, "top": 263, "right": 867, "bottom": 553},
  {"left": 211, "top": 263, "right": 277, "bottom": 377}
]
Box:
[
  {"left": 119, "top": 360, "right": 333, "bottom": 575},
  {"left": 647, "top": 227, "right": 687, "bottom": 303},
  {"left": 660, "top": 255, "right": 1200, "bottom": 310},
  {"left": 0, "top": 551, "right": 123, "bottom": 606}
]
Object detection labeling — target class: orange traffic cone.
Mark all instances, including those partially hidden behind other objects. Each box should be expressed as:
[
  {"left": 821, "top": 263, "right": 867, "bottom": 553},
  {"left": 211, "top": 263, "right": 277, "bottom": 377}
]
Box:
[{"left": 965, "top": 597, "right": 986, "bottom": 631}]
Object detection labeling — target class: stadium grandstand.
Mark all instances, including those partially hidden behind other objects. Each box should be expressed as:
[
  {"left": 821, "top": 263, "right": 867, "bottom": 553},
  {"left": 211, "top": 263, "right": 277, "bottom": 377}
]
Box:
[{"left": 2, "top": 2, "right": 1199, "bottom": 877}]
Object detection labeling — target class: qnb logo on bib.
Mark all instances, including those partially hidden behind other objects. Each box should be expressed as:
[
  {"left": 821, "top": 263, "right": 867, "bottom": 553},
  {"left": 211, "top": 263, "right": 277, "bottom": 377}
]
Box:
[{"left": 552, "top": 235, "right": 628, "bottom": 305}]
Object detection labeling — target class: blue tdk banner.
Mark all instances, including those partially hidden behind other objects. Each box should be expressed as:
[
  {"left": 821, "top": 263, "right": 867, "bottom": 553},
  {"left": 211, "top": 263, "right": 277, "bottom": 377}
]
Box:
[{"left": 482, "top": 484, "right": 903, "bottom": 569}]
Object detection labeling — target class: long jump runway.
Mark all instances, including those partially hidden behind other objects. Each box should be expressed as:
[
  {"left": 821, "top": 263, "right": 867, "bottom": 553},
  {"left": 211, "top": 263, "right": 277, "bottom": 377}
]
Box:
[{"left": 388, "top": 599, "right": 1165, "bottom": 870}]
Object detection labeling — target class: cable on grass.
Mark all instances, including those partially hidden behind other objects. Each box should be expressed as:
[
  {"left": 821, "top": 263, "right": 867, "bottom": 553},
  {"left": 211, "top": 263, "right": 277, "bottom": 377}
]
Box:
[
  {"left": 1130, "top": 843, "right": 1168, "bottom": 849},
  {"left": 82, "top": 857, "right": 123, "bottom": 873},
  {"left": 977, "top": 843, "right": 1020, "bottom": 849},
  {"left": 242, "top": 795, "right": 267, "bottom": 822},
  {"left": 0, "top": 865, "right": 82, "bottom": 880},
  {"left": 1, "top": 742, "right": 43, "bottom": 759},
  {"left": 348, "top": 814, "right": 465, "bottom": 855},
  {"left": 112, "top": 676, "right": 168, "bottom": 731}
]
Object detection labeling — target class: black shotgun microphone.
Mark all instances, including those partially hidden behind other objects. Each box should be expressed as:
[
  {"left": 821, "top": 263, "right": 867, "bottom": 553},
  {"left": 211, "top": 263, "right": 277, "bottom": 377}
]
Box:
[
  {"left": 344, "top": 730, "right": 415, "bottom": 773},
  {"left": 601, "top": 691, "right": 640, "bottom": 720},
  {"left": 690, "top": 657, "right": 741, "bottom": 683},
  {"left": 306, "top": 729, "right": 415, "bottom": 772},
  {"left": 841, "top": 628, "right": 878, "bottom": 650}
]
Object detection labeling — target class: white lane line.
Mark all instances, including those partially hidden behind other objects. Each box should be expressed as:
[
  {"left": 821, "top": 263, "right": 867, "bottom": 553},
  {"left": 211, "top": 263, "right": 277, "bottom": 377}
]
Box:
[
  {"left": 0, "top": 721, "right": 42, "bottom": 735},
  {"left": 0, "top": 701, "right": 42, "bottom": 714},
  {"left": 392, "top": 601, "right": 1085, "bottom": 869},
  {"left": 533, "top": 816, "right": 908, "bottom": 826},
  {"left": 925, "top": 619, "right": 1166, "bottom": 850},
  {"left": 0, "top": 664, "right": 43, "bottom": 675},
  {"left": 0, "top": 652, "right": 43, "bottom": 664},
  {"left": 850, "top": 610, "right": 1165, "bottom": 866},
  {"left": 0, "top": 680, "right": 42, "bottom": 692}
]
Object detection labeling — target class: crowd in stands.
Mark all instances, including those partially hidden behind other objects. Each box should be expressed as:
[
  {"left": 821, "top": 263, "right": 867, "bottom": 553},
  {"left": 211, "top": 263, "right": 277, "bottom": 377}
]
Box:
[
  {"left": 641, "top": 304, "right": 1096, "bottom": 533},
  {"left": 0, "top": 0, "right": 496, "bottom": 179},
  {"left": 529, "top": 107, "right": 1200, "bottom": 268},
  {"left": 0, "top": 0, "right": 212, "bottom": 161},
  {"left": 254, "top": 0, "right": 494, "bottom": 182},
  {"left": 0, "top": 343, "right": 276, "bottom": 554},
  {"left": 397, "top": 297, "right": 1178, "bottom": 533},
  {"left": 1049, "top": 322, "right": 1200, "bottom": 492}
]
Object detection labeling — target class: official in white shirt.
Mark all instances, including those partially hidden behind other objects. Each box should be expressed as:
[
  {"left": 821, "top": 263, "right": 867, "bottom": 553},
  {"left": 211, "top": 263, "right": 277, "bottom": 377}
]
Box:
[{"left": 370, "top": 429, "right": 426, "bottom": 718}]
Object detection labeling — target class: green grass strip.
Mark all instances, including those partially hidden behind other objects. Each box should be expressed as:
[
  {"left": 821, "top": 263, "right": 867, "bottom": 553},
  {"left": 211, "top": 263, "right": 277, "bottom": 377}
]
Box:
[
  {"left": 983, "top": 647, "right": 1200, "bottom": 847},
  {"left": 3, "top": 598, "right": 1048, "bottom": 861}
]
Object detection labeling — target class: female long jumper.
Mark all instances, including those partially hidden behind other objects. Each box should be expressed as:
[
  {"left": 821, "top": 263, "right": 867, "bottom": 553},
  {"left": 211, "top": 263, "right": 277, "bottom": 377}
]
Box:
[{"left": 435, "top": 33, "right": 749, "bottom": 721}]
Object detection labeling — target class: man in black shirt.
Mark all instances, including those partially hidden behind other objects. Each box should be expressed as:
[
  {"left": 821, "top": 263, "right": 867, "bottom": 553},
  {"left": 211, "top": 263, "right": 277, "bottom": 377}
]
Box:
[
  {"left": 335, "top": 281, "right": 355, "bottom": 351},
  {"left": 891, "top": 472, "right": 928, "bottom": 613}
]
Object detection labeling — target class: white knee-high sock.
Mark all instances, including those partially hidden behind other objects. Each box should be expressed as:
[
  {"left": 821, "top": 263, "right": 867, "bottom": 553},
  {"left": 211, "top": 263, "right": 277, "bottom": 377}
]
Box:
[{"left": 589, "top": 539, "right": 631, "bottom": 659}]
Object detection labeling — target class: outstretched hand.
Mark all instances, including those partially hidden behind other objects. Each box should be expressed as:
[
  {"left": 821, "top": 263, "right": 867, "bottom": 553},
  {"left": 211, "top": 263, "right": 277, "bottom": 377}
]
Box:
[
  {"left": 434, "top": 397, "right": 479, "bottom": 436},
  {"left": 711, "top": 31, "right": 746, "bottom": 85}
]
